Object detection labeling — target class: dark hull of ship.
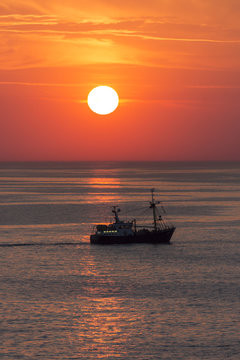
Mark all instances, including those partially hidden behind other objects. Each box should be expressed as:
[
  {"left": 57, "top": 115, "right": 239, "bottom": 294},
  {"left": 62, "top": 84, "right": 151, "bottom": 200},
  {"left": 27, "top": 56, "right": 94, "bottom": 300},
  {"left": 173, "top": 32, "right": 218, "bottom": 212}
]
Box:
[{"left": 90, "top": 227, "right": 175, "bottom": 245}]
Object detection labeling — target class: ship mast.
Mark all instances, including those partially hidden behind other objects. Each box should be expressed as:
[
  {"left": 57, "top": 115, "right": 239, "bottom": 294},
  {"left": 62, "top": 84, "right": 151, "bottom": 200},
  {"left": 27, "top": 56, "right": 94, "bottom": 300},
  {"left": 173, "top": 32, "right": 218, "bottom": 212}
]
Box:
[
  {"left": 149, "top": 188, "right": 160, "bottom": 231},
  {"left": 112, "top": 206, "right": 120, "bottom": 223}
]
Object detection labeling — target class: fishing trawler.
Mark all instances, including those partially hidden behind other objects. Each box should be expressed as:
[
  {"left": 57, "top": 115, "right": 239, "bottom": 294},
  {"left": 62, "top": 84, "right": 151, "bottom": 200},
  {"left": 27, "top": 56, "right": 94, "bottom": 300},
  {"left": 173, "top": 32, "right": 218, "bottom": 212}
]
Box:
[{"left": 90, "top": 189, "right": 175, "bottom": 244}]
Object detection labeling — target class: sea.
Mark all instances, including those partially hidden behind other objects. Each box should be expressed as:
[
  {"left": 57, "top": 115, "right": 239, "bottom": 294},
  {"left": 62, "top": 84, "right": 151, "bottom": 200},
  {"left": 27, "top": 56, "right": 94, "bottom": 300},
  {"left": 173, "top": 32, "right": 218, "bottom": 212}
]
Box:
[{"left": 0, "top": 161, "right": 239, "bottom": 360}]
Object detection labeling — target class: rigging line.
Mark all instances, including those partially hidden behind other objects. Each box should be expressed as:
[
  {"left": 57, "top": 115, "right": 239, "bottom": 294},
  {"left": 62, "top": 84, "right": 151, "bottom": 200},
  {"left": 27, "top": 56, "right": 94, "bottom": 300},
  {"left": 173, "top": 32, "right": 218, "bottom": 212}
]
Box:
[
  {"left": 125, "top": 204, "right": 149, "bottom": 219},
  {"left": 137, "top": 206, "right": 151, "bottom": 218},
  {"left": 137, "top": 208, "right": 153, "bottom": 226},
  {"left": 160, "top": 205, "right": 167, "bottom": 214},
  {"left": 128, "top": 203, "right": 149, "bottom": 211}
]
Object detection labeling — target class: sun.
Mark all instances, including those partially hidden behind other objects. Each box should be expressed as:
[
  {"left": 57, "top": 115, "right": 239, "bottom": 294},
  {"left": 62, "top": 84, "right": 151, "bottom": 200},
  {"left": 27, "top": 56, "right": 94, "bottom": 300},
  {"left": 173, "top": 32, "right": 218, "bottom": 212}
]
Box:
[{"left": 87, "top": 86, "right": 119, "bottom": 115}]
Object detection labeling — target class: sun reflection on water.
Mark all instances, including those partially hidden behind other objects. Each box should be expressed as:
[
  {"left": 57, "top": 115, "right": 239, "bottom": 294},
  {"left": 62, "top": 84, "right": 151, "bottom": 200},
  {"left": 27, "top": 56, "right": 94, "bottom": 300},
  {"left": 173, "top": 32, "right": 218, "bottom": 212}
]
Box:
[
  {"left": 73, "top": 296, "right": 138, "bottom": 358},
  {"left": 87, "top": 177, "right": 121, "bottom": 188}
]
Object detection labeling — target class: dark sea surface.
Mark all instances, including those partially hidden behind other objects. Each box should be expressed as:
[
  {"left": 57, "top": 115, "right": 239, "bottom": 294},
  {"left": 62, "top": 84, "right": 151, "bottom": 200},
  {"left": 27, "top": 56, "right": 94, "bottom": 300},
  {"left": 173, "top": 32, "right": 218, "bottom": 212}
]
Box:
[{"left": 0, "top": 161, "right": 239, "bottom": 360}]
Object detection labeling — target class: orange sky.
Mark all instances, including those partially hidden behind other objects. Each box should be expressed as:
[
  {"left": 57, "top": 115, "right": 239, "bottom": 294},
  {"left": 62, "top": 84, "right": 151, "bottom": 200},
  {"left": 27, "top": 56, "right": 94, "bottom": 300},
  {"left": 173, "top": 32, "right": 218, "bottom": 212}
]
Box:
[{"left": 1, "top": 0, "right": 240, "bottom": 161}]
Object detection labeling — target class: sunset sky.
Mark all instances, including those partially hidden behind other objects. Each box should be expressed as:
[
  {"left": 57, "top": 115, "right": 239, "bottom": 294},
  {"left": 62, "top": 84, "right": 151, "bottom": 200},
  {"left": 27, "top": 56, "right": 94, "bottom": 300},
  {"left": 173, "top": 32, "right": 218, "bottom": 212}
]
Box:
[{"left": 1, "top": 0, "right": 240, "bottom": 161}]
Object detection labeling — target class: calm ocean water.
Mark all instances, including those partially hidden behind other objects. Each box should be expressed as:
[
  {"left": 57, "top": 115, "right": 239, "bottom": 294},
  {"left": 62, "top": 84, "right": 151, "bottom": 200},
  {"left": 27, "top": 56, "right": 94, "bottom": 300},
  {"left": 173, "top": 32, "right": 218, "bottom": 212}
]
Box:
[{"left": 0, "top": 161, "right": 239, "bottom": 360}]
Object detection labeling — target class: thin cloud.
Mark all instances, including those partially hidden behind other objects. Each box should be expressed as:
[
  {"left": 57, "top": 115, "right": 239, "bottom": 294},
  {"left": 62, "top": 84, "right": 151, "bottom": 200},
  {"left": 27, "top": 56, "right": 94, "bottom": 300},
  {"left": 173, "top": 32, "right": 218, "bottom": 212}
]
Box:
[
  {"left": 1, "top": 15, "right": 240, "bottom": 45},
  {"left": 186, "top": 85, "right": 240, "bottom": 89},
  {"left": 1, "top": 7, "right": 240, "bottom": 71},
  {"left": 0, "top": 81, "right": 85, "bottom": 87}
]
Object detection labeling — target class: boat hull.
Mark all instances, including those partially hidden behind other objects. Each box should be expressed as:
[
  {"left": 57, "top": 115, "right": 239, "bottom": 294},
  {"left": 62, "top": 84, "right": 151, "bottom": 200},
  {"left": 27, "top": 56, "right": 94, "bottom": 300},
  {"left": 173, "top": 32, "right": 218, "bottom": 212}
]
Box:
[{"left": 90, "top": 227, "right": 175, "bottom": 245}]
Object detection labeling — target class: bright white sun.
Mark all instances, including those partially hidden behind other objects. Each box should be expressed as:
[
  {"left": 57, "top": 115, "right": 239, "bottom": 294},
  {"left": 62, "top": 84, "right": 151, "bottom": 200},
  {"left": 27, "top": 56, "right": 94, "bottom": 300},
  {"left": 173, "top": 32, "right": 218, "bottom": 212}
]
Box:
[{"left": 87, "top": 86, "right": 119, "bottom": 115}]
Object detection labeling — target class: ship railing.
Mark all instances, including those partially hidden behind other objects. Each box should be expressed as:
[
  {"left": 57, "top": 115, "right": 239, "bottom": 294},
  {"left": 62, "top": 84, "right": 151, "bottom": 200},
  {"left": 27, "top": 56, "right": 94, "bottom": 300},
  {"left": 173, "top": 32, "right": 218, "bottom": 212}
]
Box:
[{"left": 135, "top": 224, "right": 173, "bottom": 230}]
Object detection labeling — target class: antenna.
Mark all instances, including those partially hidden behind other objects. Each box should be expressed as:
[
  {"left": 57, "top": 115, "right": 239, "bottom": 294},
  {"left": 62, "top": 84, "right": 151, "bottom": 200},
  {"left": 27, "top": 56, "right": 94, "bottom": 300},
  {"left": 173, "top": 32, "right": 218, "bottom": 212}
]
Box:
[
  {"left": 150, "top": 188, "right": 160, "bottom": 231},
  {"left": 112, "top": 206, "right": 120, "bottom": 223},
  {"left": 151, "top": 188, "right": 154, "bottom": 203}
]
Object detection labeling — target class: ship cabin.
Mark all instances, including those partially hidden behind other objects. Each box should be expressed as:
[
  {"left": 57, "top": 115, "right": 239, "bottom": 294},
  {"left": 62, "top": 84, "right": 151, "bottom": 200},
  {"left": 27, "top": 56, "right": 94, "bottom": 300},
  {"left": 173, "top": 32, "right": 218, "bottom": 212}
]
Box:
[
  {"left": 96, "top": 221, "right": 134, "bottom": 237},
  {"left": 95, "top": 206, "right": 134, "bottom": 237}
]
